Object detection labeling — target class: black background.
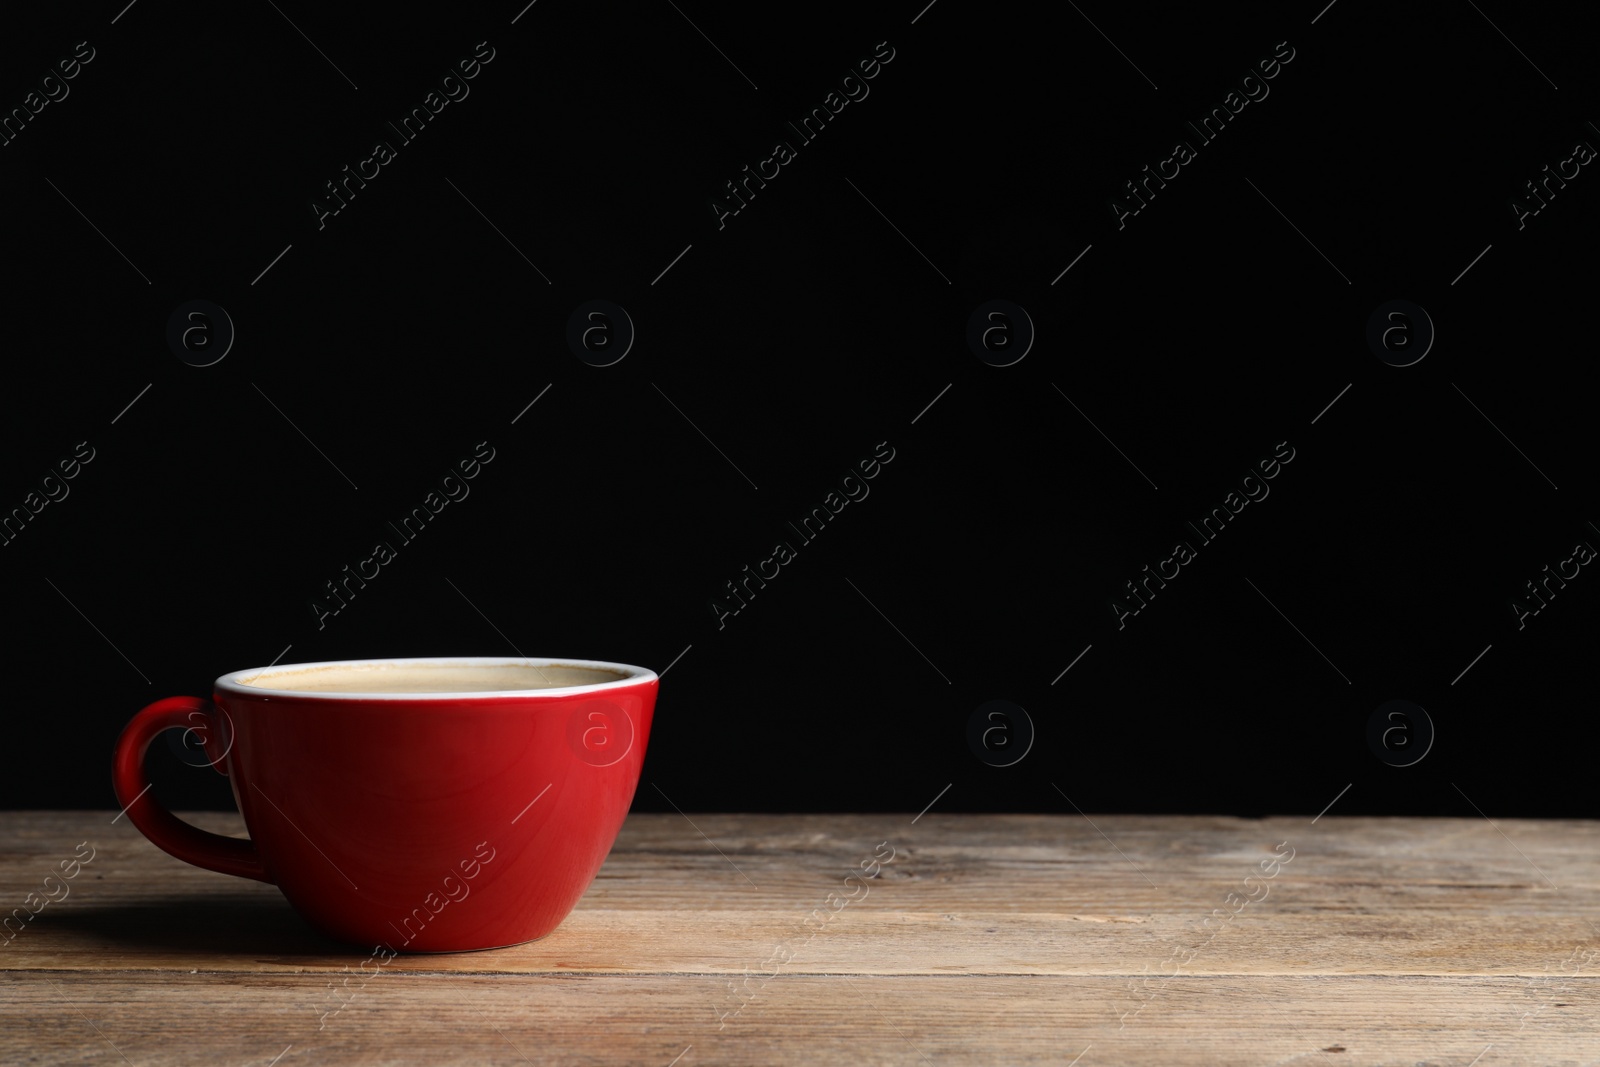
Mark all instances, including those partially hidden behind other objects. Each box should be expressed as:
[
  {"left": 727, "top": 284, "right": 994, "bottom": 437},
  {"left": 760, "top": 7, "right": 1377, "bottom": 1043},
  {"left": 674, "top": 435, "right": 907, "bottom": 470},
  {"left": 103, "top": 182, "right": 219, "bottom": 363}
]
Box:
[{"left": 1, "top": 1, "right": 1594, "bottom": 818}]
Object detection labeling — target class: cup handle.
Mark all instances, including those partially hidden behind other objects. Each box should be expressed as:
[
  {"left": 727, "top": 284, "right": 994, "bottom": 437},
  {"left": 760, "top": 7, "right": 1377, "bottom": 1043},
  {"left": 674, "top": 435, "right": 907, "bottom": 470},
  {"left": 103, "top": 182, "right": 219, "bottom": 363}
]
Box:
[{"left": 112, "top": 696, "right": 271, "bottom": 883}]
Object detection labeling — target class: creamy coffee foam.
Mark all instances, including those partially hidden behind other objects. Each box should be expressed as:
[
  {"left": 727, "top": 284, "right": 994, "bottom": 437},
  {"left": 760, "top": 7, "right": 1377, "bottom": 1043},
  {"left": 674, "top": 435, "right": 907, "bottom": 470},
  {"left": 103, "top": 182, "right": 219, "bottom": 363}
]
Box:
[{"left": 237, "top": 662, "right": 626, "bottom": 693}]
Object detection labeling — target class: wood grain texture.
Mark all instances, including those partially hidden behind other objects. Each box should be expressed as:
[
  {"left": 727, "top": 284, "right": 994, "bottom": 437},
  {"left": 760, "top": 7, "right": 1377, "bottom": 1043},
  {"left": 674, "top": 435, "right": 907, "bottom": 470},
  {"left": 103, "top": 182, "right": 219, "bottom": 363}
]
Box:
[{"left": 4, "top": 811, "right": 1599, "bottom": 1065}]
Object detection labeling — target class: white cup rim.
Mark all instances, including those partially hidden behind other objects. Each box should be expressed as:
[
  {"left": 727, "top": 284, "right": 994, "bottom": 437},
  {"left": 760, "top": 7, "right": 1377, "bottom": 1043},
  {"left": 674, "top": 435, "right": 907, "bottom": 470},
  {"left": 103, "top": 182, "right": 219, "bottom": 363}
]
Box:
[{"left": 215, "top": 656, "right": 658, "bottom": 701}]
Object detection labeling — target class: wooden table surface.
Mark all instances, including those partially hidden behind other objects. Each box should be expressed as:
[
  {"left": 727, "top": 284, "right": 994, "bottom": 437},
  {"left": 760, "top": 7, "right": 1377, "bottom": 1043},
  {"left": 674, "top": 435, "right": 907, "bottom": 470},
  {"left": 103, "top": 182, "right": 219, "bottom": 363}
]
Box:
[{"left": 3, "top": 811, "right": 1598, "bottom": 1065}]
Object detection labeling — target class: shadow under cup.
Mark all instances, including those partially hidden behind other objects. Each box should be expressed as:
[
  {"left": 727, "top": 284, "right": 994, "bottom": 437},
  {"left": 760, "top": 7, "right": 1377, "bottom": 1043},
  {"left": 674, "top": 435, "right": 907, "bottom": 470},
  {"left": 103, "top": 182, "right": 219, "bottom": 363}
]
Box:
[{"left": 111, "top": 657, "right": 659, "bottom": 952}]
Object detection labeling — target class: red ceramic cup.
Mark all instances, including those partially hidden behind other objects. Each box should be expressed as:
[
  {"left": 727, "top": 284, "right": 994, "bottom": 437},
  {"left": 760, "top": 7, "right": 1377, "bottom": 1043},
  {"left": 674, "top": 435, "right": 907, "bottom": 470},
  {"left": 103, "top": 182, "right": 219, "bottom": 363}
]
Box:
[{"left": 111, "top": 657, "right": 658, "bottom": 952}]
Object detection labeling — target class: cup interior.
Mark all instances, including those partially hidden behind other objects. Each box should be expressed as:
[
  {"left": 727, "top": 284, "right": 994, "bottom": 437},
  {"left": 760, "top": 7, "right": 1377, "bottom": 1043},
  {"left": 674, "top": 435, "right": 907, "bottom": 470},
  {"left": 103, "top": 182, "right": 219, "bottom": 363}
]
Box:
[{"left": 218, "top": 657, "right": 653, "bottom": 699}]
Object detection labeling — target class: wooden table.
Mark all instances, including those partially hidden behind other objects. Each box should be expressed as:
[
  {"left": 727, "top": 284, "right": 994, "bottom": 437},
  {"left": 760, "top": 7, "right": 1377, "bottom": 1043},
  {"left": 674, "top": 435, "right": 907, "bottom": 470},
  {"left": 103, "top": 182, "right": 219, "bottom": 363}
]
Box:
[{"left": 4, "top": 812, "right": 1598, "bottom": 1065}]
